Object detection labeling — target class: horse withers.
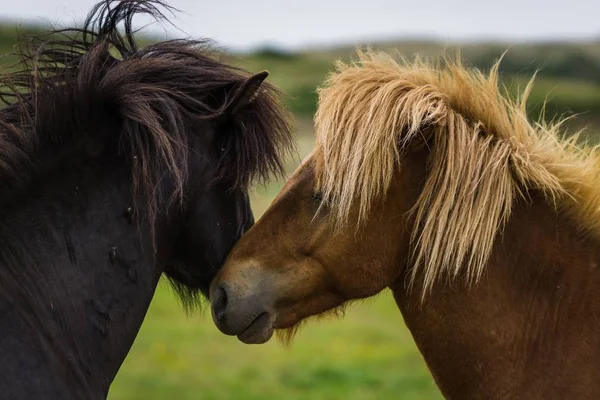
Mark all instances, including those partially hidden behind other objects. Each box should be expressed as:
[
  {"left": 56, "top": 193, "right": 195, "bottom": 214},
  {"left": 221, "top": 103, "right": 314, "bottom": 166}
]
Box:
[{"left": 0, "top": 0, "right": 293, "bottom": 398}]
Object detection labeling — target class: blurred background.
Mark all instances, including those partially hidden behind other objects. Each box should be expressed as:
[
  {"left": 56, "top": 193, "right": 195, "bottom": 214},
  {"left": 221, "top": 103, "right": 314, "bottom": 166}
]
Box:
[{"left": 1, "top": 1, "right": 599, "bottom": 399}]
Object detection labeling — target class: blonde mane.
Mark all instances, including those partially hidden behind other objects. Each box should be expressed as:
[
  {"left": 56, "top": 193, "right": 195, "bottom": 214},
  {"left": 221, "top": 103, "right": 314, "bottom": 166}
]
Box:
[{"left": 314, "top": 50, "right": 600, "bottom": 294}]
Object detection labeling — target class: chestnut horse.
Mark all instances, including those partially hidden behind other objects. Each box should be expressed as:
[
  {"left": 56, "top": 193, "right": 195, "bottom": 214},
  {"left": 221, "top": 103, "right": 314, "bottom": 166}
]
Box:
[{"left": 210, "top": 51, "right": 600, "bottom": 399}]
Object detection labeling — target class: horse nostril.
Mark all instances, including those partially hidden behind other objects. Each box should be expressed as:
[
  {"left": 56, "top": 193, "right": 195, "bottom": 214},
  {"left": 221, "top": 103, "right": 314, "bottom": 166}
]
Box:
[{"left": 212, "top": 285, "right": 228, "bottom": 322}]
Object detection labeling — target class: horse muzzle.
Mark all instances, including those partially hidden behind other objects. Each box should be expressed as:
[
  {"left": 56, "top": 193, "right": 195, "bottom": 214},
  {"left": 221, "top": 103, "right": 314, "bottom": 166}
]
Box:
[{"left": 210, "top": 280, "right": 276, "bottom": 344}]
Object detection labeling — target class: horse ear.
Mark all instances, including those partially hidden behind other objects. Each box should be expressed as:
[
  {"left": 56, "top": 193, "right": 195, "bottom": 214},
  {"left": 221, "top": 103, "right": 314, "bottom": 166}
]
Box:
[{"left": 226, "top": 71, "right": 269, "bottom": 115}]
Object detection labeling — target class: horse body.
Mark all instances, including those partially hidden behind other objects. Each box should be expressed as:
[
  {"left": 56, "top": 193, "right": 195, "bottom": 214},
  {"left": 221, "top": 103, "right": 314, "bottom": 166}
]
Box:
[
  {"left": 395, "top": 190, "right": 600, "bottom": 399},
  {"left": 0, "top": 156, "right": 160, "bottom": 398},
  {"left": 209, "top": 50, "right": 600, "bottom": 398},
  {"left": 0, "top": 0, "right": 293, "bottom": 397}
]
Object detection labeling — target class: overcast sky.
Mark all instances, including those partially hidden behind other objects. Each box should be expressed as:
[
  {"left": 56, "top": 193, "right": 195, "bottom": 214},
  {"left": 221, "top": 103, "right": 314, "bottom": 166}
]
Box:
[{"left": 1, "top": 0, "right": 599, "bottom": 50}]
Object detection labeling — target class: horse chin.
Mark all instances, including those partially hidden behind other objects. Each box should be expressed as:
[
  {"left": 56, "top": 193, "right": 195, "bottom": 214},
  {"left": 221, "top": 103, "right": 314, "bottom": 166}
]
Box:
[{"left": 236, "top": 312, "right": 274, "bottom": 344}]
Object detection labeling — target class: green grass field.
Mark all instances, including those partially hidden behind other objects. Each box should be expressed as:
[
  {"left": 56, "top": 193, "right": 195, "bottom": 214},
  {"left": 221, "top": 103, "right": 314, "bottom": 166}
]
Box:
[
  {"left": 110, "top": 282, "right": 442, "bottom": 400},
  {"left": 1, "top": 23, "right": 600, "bottom": 398}
]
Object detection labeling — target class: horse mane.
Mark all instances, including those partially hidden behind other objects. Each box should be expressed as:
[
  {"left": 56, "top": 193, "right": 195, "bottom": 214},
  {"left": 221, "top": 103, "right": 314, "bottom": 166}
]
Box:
[
  {"left": 314, "top": 49, "right": 600, "bottom": 295},
  {"left": 0, "top": 0, "right": 293, "bottom": 233}
]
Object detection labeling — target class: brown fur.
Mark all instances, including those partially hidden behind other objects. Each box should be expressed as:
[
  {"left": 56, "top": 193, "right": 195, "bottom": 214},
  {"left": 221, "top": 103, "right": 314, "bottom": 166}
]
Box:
[{"left": 210, "top": 50, "right": 600, "bottom": 399}]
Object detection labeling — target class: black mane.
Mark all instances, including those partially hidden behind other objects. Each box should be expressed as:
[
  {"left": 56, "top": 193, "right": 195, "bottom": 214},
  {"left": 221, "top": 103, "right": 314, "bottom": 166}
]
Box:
[{"left": 0, "top": 0, "right": 294, "bottom": 220}]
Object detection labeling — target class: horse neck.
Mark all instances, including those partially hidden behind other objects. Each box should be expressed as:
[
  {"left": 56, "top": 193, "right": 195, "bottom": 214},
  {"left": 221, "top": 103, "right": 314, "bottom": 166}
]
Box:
[
  {"left": 393, "top": 192, "right": 600, "bottom": 399},
  {"left": 0, "top": 157, "right": 171, "bottom": 398}
]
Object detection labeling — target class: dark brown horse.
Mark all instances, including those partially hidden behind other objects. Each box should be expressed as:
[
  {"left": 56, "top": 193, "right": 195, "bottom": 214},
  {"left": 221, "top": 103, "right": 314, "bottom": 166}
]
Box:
[
  {"left": 0, "top": 0, "right": 292, "bottom": 398},
  {"left": 209, "top": 51, "right": 600, "bottom": 399}
]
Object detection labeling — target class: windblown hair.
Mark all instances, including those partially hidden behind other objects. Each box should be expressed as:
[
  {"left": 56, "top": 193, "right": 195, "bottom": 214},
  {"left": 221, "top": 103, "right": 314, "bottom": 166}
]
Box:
[
  {"left": 0, "top": 0, "right": 293, "bottom": 232},
  {"left": 314, "top": 50, "right": 600, "bottom": 294}
]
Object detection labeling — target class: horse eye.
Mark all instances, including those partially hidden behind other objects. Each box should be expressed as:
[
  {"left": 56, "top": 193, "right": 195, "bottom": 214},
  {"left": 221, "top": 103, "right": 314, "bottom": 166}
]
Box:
[{"left": 312, "top": 191, "right": 323, "bottom": 201}]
